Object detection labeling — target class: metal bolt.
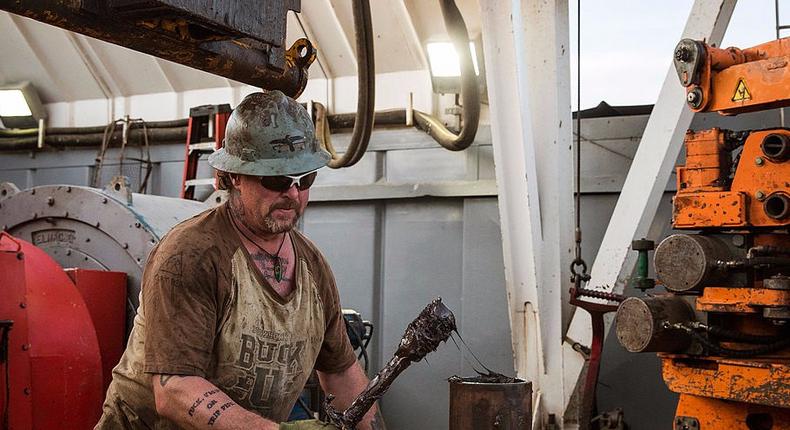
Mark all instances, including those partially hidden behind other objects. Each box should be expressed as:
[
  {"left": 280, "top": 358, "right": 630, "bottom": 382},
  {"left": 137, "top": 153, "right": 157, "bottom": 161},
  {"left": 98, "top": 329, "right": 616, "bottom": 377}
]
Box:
[
  {"left": 102, "top": 197, "right": 108, "bottom": 204},
  {"left": 66, "top": 186, "right": 72, "bottom": 193},
  {"left": 135, "top": 222, "right": 141, "bottom": 228},
  {"left": 64, "top": 211, "right": 69, "bottom": 218},
  {"left": 23, "top": 388, "right": 31, "bottom": 395},
  {"left": 21, "top": 344, "right": 30, "bottom": 351},
  {"left": 755, "top": 156, "right": 765, "bottom": 166},
  {"left": 686, "top": 92, "right": 698, "bottom": 103},
  {"left": 756, "top": 190, "right": 766, "bottom": 201},
  {"left": 30, "top": 189, "right": 35, "bottom": 195},
  {"left": 675, "top": 47, "right": 690, "bottom": 62},
  {"left": 123, "top": 243, "right": 129, "bottom": 249},
  {"left": 19, "top": 302, "right": 26, "bottom": 308},
  {"left": 731, "top": 235, "right": 745, "bottom": 247},
  {"left": 47, "top": 196, "right": 54, "bottom": 206},
  {"left": 32, "top": 212, "right": 38, "bottom": 219},
  {"left": 66, "top": 249, "right": 72, "bottom": 256},
  {"left": 85, "top": 237, "right": 91, "bottom": 243},
  {"left": 95, "top": 221, "right": 101, "bottom": 228}
]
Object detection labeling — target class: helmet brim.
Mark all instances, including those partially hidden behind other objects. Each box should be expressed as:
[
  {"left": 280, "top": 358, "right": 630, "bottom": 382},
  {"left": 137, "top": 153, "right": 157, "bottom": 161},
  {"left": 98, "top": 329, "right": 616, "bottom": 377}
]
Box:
[{"left": 208, "top": 147, "right": 331, "bottom": 176}]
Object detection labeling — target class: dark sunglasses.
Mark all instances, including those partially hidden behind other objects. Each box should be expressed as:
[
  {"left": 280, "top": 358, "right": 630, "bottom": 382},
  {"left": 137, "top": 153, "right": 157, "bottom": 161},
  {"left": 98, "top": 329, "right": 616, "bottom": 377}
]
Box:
[{"left": 259, "top": 170, "right": 318, "bottom": 192}]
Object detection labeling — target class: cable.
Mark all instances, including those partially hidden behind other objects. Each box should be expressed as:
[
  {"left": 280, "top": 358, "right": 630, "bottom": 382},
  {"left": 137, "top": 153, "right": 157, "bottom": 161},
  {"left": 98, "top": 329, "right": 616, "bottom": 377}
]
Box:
[{"left": 323, "top": 0, "right": 375, "bottom": 168}]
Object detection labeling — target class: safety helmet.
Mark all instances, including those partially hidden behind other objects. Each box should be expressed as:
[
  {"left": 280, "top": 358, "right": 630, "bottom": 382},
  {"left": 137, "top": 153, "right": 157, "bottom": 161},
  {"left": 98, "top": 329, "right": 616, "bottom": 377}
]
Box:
[{"left": 208, "top": 91, "right": 330, "bottom": 176}]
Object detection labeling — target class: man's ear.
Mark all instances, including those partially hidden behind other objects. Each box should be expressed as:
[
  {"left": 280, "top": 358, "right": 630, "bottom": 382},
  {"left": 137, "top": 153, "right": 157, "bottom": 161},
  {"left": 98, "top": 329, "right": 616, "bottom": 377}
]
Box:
[{"left": 230, "top": 173, "right": 243, "bottom": 188}]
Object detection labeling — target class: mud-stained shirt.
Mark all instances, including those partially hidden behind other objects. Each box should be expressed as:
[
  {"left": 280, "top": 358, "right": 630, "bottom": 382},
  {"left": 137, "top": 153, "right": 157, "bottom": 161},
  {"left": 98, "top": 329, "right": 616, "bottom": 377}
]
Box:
[{"left": 96, "top": 203, "right": 356, "bottom": 429}]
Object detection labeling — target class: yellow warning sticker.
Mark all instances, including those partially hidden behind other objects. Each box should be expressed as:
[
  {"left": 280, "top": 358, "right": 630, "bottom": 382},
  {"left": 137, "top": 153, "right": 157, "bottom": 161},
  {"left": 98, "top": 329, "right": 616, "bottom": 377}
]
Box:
[{"left": 732, "top": 79, "right": 751, "bottom": 102}]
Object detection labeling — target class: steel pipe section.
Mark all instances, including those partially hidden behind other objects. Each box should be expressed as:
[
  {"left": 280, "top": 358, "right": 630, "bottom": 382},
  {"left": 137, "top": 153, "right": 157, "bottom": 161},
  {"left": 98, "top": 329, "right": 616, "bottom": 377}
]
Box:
[{"left": 0, "top": 182, "right": 207, "bottom": 330}]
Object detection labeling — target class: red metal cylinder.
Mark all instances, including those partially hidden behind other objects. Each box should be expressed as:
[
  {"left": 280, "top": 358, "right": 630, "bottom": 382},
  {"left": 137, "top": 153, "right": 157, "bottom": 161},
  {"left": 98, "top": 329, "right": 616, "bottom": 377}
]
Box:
[{"left": 0, "top": 233, "right": 104, "bottom": 429}]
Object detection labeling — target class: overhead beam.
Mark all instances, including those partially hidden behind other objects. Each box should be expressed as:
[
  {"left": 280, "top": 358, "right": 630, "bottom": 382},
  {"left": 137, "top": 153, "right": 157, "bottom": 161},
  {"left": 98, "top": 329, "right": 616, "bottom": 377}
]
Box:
[
  {"left": 481, "top": 0, "right": 573, "bottom": 425},
  {"left": 562, "top": 0, "right": 737, "bottom": 418}
]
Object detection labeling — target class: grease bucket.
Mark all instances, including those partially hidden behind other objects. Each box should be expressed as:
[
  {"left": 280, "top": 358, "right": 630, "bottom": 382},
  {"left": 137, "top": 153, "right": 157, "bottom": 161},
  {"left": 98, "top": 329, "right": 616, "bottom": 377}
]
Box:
[{"left": 449, "top": 377, "right": 532, "bottom": 430}]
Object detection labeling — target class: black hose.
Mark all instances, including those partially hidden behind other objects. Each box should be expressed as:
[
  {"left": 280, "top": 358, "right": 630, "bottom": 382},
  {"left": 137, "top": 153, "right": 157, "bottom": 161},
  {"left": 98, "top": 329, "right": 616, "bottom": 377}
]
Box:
[
  {"left": 706, "top": 325, "right": 786, "bottom": 344},
  {"left": 324, "top": 0, "right": 375, "bottom": 168},
  {"left": 0, "top": 119, "right": 188, "bottom": 137},
  {"left": 688, "top": 328, "right": 790, "bottom": 358},
  {"left": 0, "top": 127, "right": 186, "bottom": 150}
]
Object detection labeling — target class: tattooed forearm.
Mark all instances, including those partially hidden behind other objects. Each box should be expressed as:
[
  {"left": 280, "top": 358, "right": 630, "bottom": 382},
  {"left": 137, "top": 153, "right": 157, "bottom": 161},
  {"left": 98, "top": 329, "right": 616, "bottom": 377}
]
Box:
[
  {"left": 207, "top": 401, "right": 235, "bottom": 426},
  {"left": 187, "top": 389, "right": 220, "bottom": 417},
  {"left": 160, "top": 374, "right": 180, "bottom": 387}
]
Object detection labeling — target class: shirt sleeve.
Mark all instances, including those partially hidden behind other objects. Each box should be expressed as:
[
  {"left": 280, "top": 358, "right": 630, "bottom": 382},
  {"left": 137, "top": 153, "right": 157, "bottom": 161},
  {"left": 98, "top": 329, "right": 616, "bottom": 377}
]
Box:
[
  {"left": 142, "top": 235, "right": 219, "bottom": 376},
  {"left": 313, "top": 259, "right": 357, "bottom": 374}
]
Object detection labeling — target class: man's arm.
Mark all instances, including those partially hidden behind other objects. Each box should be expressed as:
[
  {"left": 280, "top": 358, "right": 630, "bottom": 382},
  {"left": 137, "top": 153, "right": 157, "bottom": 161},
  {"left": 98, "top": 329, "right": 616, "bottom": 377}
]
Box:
[
  {"left": 317, "top": 363, "right": 387, "bottom": 430},
  {"left": 152, "top": 374, "right": 278, "bottom": 430}
]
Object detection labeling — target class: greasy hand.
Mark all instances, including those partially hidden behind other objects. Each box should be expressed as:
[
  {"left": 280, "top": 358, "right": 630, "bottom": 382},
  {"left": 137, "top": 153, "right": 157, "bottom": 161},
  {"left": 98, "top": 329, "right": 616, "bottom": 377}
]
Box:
[{"left": 279, "top": 419, "right": 339, "bottom": 430}]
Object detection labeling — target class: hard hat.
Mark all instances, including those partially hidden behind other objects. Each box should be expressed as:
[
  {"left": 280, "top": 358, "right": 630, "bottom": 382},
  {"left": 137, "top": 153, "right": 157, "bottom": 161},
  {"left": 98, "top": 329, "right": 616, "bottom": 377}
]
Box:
[{"left": 208, "top": 91, "right": 330, "bottom": 176}]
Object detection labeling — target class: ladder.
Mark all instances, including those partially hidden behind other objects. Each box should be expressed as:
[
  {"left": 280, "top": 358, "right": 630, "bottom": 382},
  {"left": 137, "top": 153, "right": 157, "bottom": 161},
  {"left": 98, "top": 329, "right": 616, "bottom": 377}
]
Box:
[{"left": 180, "top": 104, "right": 232, "bottom": 200}]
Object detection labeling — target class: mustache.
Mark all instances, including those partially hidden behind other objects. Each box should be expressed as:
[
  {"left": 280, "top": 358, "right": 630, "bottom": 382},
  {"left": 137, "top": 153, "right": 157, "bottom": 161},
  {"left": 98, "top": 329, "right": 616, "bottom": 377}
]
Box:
[{"left": 269, "top": 200, "right": 299, "bottom": 211}]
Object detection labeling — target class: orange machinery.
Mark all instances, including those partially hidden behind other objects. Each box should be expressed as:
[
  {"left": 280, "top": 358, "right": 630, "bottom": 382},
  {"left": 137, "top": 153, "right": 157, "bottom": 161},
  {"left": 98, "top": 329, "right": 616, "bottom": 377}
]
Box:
[{"left": 615, "top": 38, "right": 790, "bottom": 429}]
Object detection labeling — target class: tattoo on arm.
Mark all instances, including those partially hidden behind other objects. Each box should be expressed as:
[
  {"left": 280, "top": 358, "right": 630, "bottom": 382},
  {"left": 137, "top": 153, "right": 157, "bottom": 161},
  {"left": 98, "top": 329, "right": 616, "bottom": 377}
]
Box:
[{"left": 185, "top": 388, "right": 235, "bottom": 426}]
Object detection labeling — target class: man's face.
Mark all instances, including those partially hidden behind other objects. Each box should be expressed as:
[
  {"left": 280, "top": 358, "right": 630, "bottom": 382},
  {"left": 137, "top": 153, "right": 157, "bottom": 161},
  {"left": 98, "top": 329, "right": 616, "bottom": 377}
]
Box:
[{"left": 230, "top": 174, "right": 310, "bottom": 236}]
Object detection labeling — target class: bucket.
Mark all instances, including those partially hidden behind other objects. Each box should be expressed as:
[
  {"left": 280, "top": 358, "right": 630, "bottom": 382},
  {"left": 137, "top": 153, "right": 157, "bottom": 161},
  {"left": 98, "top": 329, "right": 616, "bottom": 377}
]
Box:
[{"left": 449, "top": 376, "right": 532, "bottom": 430}]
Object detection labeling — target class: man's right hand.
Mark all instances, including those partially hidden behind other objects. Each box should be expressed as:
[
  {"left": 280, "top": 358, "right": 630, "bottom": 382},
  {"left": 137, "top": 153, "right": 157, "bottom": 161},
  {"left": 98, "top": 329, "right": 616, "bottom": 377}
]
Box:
[{"left": 279, "top": 419, "right": 338, "bottom": 430}]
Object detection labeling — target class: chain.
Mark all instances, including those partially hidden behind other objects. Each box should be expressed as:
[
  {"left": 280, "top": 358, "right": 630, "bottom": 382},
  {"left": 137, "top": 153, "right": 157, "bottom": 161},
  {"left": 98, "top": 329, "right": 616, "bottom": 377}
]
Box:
[{"left": 570, "top": 0, "right": 589, "bottom": 284}]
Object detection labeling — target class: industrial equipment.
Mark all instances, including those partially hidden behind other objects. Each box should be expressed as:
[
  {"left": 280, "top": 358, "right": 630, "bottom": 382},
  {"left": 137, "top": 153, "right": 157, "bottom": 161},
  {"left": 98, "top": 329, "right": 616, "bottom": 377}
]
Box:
[
  {"left": 0, "top": 179, "right": 207, "bottom": 428},
  {"left": 0, "top": 178, "right": 207, "bottom": 330},
  {"left": 0, "top": 0, "right": 315, "bottom": 98},
  {"left": 615, "top": 37, "right": 790, "bottom": 429}
]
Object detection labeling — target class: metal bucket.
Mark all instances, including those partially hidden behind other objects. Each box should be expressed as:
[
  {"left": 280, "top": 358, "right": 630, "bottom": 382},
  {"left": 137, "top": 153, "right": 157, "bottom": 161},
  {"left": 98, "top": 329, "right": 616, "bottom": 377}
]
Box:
[{"left": 449, "top": 378, "right": 532, "bottom": 430}]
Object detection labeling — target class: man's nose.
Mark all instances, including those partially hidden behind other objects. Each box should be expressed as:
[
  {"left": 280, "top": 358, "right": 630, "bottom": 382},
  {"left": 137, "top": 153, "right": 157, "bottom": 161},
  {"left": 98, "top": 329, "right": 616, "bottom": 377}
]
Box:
[{"left": 284, "top": 184, "right": 300, "bottom": 199}]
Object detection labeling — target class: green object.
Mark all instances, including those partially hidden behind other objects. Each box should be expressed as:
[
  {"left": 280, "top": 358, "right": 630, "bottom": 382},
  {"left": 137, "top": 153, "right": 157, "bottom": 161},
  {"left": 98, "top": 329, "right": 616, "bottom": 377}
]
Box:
[
  {"left": 209, "top": 90, "right": 331, "bottom": 176},
  {"left": 631, "top": 239, "right": 655, "bottom": 291},
  {"left": 279, "top": 419, "right": 338, "bottom": 430}
]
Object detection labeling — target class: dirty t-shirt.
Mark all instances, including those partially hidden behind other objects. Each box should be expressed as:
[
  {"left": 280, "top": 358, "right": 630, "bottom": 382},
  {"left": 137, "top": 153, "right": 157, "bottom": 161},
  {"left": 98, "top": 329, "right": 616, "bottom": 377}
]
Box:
[{"left": 97, "top": 203, "right": 356, "bottom": 429}]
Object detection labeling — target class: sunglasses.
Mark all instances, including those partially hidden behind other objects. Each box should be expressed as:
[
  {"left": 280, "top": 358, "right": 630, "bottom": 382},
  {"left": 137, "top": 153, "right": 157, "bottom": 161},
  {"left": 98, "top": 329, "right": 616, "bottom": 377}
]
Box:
[{"left": 259, "top": 170, "right": 318, "bottom": 192}]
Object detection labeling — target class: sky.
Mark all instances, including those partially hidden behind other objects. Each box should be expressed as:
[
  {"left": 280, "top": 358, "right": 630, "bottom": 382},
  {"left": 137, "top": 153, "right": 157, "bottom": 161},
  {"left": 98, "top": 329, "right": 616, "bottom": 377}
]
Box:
[{"left": 569, "top": 0, "right": 788, "bottom": 109}]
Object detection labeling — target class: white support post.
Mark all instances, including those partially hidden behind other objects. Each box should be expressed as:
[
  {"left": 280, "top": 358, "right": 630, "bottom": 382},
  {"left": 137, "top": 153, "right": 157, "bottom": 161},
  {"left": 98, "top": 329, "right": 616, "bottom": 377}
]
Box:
[
  {"left": 562, "top": 0, "right": 737, "bottom": 420},
  {"left": 481, "top": 0, "right": 573, "bottom": 426}
]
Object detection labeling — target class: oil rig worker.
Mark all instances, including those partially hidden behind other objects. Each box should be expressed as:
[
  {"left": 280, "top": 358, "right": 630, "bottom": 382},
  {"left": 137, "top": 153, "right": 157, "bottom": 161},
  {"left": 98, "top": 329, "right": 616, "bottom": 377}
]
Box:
[{"left": 95, "top": 91, "right": 384, "bottom": 430}]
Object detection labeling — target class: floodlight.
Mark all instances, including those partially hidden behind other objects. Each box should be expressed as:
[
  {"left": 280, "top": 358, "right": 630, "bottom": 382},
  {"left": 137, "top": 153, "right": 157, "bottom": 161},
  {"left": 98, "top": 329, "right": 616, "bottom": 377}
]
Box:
[
  {"left": 0, "top": 81, "right": 46, "bottom": 129},
  {"left": 426, "top": 39, "right": 486, "bottom": 96}
]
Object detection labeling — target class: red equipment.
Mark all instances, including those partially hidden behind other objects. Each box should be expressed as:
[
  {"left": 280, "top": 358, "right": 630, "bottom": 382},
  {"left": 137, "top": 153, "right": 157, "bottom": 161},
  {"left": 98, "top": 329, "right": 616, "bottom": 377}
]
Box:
[
  {"left": 180, "top": 104, "right": 232, "bottom": 200},
  {"left": 0, "top": 233, "right": 126, "bottom": 429}
]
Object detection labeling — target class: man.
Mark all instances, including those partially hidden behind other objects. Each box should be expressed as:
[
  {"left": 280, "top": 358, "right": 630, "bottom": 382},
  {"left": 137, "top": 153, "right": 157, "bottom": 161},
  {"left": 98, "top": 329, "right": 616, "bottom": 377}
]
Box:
[{"left": 96, "top": 91, "right": 383, "bottom": 430}]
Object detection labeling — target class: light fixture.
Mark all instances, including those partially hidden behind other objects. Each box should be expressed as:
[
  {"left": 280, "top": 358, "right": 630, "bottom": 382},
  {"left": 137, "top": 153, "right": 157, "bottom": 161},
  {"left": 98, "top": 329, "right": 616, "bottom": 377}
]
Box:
[
  {"left": 426, "top": 39, "right": 486, "bottom": 95},
  {"left": 0, "top": 81, "right": 46, "bottom": 129}
]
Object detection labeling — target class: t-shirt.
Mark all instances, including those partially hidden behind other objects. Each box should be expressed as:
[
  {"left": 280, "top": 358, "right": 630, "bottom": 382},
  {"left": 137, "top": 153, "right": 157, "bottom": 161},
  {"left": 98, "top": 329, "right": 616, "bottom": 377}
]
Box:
[{"left": 96, "top": 203, "right": 356, "bottom": 429}]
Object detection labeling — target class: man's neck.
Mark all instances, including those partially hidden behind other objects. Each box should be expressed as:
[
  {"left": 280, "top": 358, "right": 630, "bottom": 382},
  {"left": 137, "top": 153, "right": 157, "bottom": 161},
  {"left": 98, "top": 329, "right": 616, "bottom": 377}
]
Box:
[{"left": 229, "top": 206, "right": 285, "bottom": 248}]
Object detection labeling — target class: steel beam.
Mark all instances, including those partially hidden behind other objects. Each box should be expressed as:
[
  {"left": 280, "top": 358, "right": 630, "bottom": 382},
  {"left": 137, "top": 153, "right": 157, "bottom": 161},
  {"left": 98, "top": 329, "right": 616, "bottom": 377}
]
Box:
[
  {"left": 481, "top": 0, "right": 573, "bottom": 426},
  {"left": 562, "top": 0, "right": 737, "bottom": 421}
]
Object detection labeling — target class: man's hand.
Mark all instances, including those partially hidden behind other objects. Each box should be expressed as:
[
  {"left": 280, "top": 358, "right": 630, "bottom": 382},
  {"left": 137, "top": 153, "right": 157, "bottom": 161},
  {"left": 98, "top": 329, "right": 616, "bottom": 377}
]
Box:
[
  {"left": 279, "top": 419, "right": 337, "bottom": 430},
  {"left": 317, "top": 363, "right": 387, "bottom": 430},
  {"left": 152, "top": 374, "right": 278, "bottom": 430}
]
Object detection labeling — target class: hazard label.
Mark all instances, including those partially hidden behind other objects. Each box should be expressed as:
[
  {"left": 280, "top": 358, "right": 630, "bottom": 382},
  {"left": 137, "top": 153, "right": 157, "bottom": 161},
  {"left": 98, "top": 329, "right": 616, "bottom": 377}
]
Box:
[{"left": 732, "top": 79, "right": 751, "bottom": 102}]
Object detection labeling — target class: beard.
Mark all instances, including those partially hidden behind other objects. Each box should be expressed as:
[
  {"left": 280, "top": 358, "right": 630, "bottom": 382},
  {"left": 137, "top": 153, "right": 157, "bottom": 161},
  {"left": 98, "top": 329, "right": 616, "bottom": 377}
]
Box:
[
  {"left": 230, "top": 190, "right": 301, "bottom": 235},
  {"left": 261, "top": 199, "right": 301, "bottom": 233}
]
